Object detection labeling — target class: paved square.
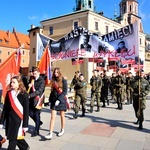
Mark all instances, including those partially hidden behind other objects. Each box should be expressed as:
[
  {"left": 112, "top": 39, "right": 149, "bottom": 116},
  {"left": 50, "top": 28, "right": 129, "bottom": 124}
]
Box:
[{"left": 81, "top": 122, "right": 116, "bottom": 137}]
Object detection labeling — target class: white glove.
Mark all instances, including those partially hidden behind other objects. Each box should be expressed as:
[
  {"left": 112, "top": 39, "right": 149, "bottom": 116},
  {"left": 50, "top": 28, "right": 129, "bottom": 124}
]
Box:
[
  {"left": 55, "top": 100, "right": 60, "bottom": 106},
  {"left": 0, "top": 124, "right": 4, "bottom": 129},
  {"left": 23, "top": 128, "right": 28, "bottom": 132}
]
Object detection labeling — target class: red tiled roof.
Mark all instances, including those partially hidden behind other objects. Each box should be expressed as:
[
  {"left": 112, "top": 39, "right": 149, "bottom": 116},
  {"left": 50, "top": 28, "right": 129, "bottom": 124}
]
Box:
[{"left": 0, "top": 30, "right": 30, "bottom": 49}]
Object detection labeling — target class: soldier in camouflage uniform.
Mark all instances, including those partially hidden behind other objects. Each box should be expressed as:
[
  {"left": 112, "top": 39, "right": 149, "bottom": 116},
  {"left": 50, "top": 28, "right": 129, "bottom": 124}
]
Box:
[
  {"left": 69, "top": 71, "right": 80, "bottom": 92},
  {"left": 109, "top": 73, "right": 117, "bottom": 102},
  {"left": 131, "top": 71, "right": 150, "bottom": 129},
  {"left": 101, "top": 70, "right": 111, "bottom": 107},
  {"left": 90, "top": 70, "right": 102, "bottom": 113},
  {"left": 115, "top": 69, "right": 126, "bottom": 110},
  {"left": 126, "top": 72, "right": 134, "bottom": 104},
  {"left": 73, "top": 74, "right": 87, "bottom": 119}
]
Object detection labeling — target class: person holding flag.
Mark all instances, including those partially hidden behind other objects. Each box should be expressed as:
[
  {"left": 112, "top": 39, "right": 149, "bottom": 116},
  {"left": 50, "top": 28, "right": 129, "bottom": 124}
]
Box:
[{"left": 28, "top": 67, "right": 45, "bottom": 137}]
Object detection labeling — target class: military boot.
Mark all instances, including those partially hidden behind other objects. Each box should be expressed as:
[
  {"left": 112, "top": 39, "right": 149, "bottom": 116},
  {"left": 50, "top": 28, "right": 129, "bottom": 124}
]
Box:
[
  {"left": 139, "top": 121, "right": 143, "bottom": 130},
  {"left": 133, "top": 119, "right": 139, "bottom": 125},
  {"left": 90, "top": 107, "right": 93, "bottom": 113},
  {"left": 73, "top": 113, "right": 78, "bottom": 119},
  {"left": 107, "top": 100, "right": 109, "bottom": 106},
  {"left": 80, "top": 109, "right": 85, "bottom": 117},
  {"left": 96, "top": 106, "right": 100, "bottom": 112}
]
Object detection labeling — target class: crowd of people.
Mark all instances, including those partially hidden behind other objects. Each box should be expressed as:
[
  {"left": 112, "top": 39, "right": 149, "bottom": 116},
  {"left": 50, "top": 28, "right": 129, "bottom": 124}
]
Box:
[
  {"left": 70, "top": 69, "right": 150, "bottom": 130},
  {"left": 0, "top": 66, "right": 150, "bottom": 149}
]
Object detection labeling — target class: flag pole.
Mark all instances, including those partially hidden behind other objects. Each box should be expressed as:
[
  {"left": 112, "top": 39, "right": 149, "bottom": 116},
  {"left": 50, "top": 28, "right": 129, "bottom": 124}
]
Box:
[{"left": 138, "top": 54, "right": 141, "bottom": 117}]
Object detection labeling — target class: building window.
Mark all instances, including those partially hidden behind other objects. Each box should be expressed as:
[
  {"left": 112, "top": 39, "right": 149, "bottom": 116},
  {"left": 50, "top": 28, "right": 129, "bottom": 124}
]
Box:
[
  {"left": 33, "top": 48, "right": 35, "bottom": 53},
  {"left": 95, "top": 22, "right": 98, "bottom": 30},
  {"left": 106, "top": 26, "right": 109, "bottom": 34},
  {"left": 49, "top": 26, "right": 53, "bottom": 35},
  {"left": 129, "top": 5, "right": 132, "bottom": 12},
  {"left": 23, "top": 50, "right": 25, "bottom": 55},
  {"left": 8, "top": 51, "right": 10, "bottom": 55},
  {"left": 33, "top": 32, "right": 36, "bottom": 36},
  {"left": 22, "top": 59, "right": 25, "bottom": 63},
  {"left": 140, "top": 38, "right": 142, "bottom": 45},
  {"left": 74, "top": 22, "right": 78, "bottom": 29},
  {"left": 88, "top": 0, "right": 91, "bottom": 8},
  {"left": 0, "top": 59, "right": 1, "bottom": 63},
  {"left": 123, "top": 5, "right": 126, "bottom": 13},
  {"left": 0, "top": 39, "right": 2, "bottom": 43},
  {"left": 0, "top": 50, "right": 2, "bottom": 54}
]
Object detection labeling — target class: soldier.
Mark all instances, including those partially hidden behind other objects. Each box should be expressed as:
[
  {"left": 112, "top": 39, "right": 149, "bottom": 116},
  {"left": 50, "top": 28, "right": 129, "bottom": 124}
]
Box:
[
  {"left": 89, "top": 70, "right": 102, "bottom": 113},
  {"left": 101, "top": 70, "right": 111, "bottom": 107},
  {"left": 126, "top": 72, "right": 134, "bottom": 104},
  {"left": 109, "top": 73, "right": 117, "bottom": 102},
  {"left": 73, "top": 74, "right": 87, "bottom": 119},
  {"left": 131, "top": 71, "right": 150, "bottom": 130},
  {"left": 69, "top": 71, "right": 80, "bottom": 92},
  {"left": 115, "top": 69, "right": 126, "bottom": 110}
]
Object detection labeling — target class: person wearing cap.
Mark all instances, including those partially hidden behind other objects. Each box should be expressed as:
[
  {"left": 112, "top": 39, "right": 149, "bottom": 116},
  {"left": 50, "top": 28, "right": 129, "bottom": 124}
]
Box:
[
  {"left": 89, "top": 69, "right": 102, "bottom": 113},
  {"left": 73, "top": 73, "right": 87, "bottom": 118},
  {"left": 131, "top": 71, "right": 150, "bottom": 130},
  {"left": 28, "top": 67, "right": 45, "bottom": 137},
  {"left": 101, "top": 70, "right": 111, "bottom": 107},
  {"left": 114, "top": 69, "right": 126, "bottom": 110},
  {"left": 126, "top": 72, "right": 134, "bottom": 104}
]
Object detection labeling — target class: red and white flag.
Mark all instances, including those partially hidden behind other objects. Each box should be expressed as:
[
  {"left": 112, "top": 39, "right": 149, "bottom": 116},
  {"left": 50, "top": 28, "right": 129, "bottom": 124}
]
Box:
[{"left": 0, "top": 48, "right": 22, "bottom": 102}]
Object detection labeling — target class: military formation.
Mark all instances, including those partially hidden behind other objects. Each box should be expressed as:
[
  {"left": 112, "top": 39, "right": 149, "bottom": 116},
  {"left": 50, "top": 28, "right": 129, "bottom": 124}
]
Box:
[{"left": 70, "top": 69, "right": 150, "bottom": 130}]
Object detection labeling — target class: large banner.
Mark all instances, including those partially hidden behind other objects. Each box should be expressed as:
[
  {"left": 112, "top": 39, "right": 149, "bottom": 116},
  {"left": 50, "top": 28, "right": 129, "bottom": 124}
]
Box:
[
  {"left": 36, "top": 22, "right": 141, "bottom": 71},
  {"left": 49, "top": 22, "right": 139, "bottom": 61}
]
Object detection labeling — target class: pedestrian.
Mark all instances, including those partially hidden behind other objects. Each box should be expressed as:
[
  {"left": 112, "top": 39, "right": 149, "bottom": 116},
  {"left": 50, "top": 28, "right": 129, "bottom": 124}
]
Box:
[
  {"left": 89, "top": 70, "right": 102, "bottom": 112},
  {"left": 101, "top": 70, "right": 111, "bottom": 107},
  {"left": 131, "top": 71, "right": 150, "bottom": 129},
  {"left": 69, "top": 71, "right": 80, "bottom": 92},
  {"left": 73, "top": 73, "right": 87, "bottom": 118},
  {"left": 0, "top": 75, "right": 29, "bottom": 150},
  {"left": 44, "top": 67, "right": 68, "bottom": 140},
  {"left": 126, "top": 72, "right": 134, "bottom": 104},
  {"left": 28, "top": 67, "right": 45, "bottom": 137},
  {"left": 115, "top": 69, "right": 126, "bottom": 110}
]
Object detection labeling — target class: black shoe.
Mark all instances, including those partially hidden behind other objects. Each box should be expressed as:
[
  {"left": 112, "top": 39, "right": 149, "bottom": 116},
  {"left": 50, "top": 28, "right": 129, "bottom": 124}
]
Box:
[
  {"left": 40, "top": 121, "right": 43, "bottom": 126},
  {"left": 31, "top": 131, "right": 39, "bottom": 137},
  {"left": 95, "top": 107, "right": 100, "bottom": 112},
  {"left": 90, "top": 107, "right": 93, "bottom": 113},
  {"left": 107, "top": 100, "right": 109, "bottom": 105},
  {"left": 44, "top": 102, "right": 49, "bottom": 107},
  {"left": 102, "top": 105, "right": 105, "bottom": 108},
  {"left": 139, "top": 124, "right": 143, "bottom": 130},
  {"left": 73, "top": 114, "right": 78, "bottom": 119},
  {"left": 133, "top": 120, "right": 139, "bottom": 125},
  {"left": 80, "top": 114, "right": 85, "bottom": 117}
]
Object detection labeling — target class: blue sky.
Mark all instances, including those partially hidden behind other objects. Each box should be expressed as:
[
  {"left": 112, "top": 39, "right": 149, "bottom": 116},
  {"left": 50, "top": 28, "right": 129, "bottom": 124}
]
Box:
[{"left": 0, "top": 0, "right": 150, "bottom": 34}]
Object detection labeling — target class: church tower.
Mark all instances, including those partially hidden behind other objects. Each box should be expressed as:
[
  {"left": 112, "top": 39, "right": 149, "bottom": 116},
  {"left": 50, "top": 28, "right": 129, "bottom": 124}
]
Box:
[
  {"left": 75, "top": 0, "right": 94, "bottom": 11},
  {"left": 117, "top": 0, "right": 143, "bottom": 32}
]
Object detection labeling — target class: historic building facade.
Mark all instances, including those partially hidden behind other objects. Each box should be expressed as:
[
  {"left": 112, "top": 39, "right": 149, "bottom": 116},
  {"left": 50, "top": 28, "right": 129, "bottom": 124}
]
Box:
[
  {"left": 0, "top": 28, "right": 30, "bottom": 75},
  {"left": 28, "top": 0, "right": 149, "bottom": 81}
]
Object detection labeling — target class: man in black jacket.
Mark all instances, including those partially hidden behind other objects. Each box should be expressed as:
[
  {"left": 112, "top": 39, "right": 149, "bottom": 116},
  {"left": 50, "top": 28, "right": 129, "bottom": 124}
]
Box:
[{"left": 28, "top": 67, "right": 45, "bottom": 137}]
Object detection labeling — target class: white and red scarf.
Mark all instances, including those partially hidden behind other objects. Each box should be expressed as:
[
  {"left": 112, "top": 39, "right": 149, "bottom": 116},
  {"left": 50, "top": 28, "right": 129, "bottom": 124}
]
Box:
[{"left": 8, "top": 90, "right": 25, "bottom": 139}]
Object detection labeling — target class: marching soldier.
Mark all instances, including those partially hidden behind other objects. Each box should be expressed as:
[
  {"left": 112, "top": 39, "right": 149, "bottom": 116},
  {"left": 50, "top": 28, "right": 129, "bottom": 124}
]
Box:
[
  {"left": 73, "top": 74, "right": 87, "bottom": 119},
  {"left": 89, "top": 70, "right": 102, "bottom": 113},
  {"left": 69, "top": 71, "right": 80, "bottom": 92},
  {"left": 131, "top": 71, "right": 150, "bottom": 130},
  {"left": 101, "top": 70, "right": 111, "bottom": 107},
  {"left": 126, "top": 72, "right": 134, "bottom": 104},
  {"left": 115, "top": 69, "right": 126, "bottom": 110},
  {"left": 109, "top": 73, "right": 117, "bottom": 102}
]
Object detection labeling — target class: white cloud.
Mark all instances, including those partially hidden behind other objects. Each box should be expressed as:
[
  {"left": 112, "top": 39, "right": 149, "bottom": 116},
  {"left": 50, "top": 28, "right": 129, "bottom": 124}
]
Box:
[{"left": 28, "top": 16, "right": 39, "bottom": 20}]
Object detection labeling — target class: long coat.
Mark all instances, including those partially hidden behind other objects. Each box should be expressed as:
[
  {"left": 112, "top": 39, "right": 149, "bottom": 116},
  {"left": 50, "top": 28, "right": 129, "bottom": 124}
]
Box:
[
  {"left": 0, "top": 90, "right": 29, "bottom": 140},
  {"left": 49, "top": 78, "right": 68, "bottom": 111}
]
